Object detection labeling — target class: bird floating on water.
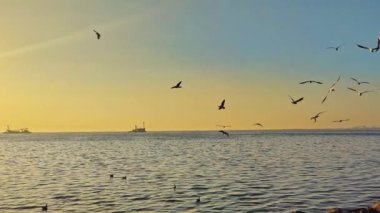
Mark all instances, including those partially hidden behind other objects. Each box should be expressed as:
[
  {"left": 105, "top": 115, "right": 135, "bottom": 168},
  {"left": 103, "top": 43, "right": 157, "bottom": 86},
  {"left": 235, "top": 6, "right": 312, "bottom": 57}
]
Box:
[
  {"left": 347, "top": 87, "right": 373, "bottom": 96},
  {"left": 289, "top": 95, "right": 304, "bottom": 105},
  {"left": 311, "top": 111, "right": 326, "bottom": 123},
  {"left": 299, "top": 80, "right": 323, "bottom": 85},
  {"left": 171, "top": 81, "right": 182, "bottom": 89},
  {"left": 351, "top": 78, "right": 369, "bottom": 85},
  {"left": 357, "top": 37, "right": 380, "bottom": 52},
  {"left": 322, "top": 75, "right": 341, "bottom": 104},
  {"left": 93, "top": 30, "right": 101, "bottom": 40},
  {"left": 219, "top": 130, "right": 229, "bottom": 137},
  {"left": 110, "top": 174, "right": 114, "bottom": 178},
  {"left": 173, "top": 184, "right": 176, "bottom": 191},
  {"left": 121, "top": 176, "right": 127, "bottom": 180},
  {"left": 196, "top": 196, "right": 200, "bottom": 203},
  {"left": 218, "top": 99, "right": 225, "bottom": 110},
  {"left": 41, "top": 204, "right": 48, "bottom": 211}
]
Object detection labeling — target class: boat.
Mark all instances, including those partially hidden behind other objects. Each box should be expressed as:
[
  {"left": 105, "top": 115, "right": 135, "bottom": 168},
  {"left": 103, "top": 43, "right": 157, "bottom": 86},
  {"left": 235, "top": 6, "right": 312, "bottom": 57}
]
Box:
[
  {"left": 4, "top": 125, "right": 31, "bottom": 134},
  {"left": 130, "top": 122, "right": 146, "bottom": 133}
]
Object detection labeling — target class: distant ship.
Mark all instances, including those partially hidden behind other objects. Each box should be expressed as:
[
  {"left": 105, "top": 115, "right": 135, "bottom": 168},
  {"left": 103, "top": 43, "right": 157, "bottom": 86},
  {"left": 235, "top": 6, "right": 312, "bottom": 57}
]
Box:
[
  {"left": 130, "top": 122, "right": 146, "bottom": 133},
  {"left": 4, "top": 125, "right": 31, "bottom": 134}
]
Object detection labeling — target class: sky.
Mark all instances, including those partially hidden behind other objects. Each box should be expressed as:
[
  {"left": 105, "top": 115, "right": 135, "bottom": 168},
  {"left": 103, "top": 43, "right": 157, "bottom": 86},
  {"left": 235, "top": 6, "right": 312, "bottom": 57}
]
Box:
[{"left": 0, "top": 0, "right": 379, "bottom": 132}]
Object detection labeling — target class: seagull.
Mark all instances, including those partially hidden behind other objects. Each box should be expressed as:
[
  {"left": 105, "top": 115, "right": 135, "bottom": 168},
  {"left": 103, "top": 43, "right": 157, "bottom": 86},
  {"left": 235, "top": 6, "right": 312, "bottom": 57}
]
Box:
[
  {"left": 299, "top": 80, "right": 323, "bottom": 84},
  {"left": 253, "top": 123, "right": 263, "bottom": 127},
  {"left": 110, "top": 174, "right": 114, "bottom": 178},
  {"left": 121, "top": 176, "right": 127, "bottom": 180},
  {"left": 351, "top": 78, "right": 370, "bottom": 85},
  {"left": 216, "top": 125, "right": 231, "bottom": 128},
  {"left": 326, "top": 44, "right": 342, "bottom": 51},
  {"left": 347, "top": 87, "right": 374, "bottom": 96},
  {"left": 357, "top": 37, "right": 380, "bottom": 52},
  {"left": 219, "top": 130, "right": 229, "bottom": 136},
  {"left": 171, "top": 81, "right": 182, "bottom": 89},
  {"left": 196, "top": 196, "right": 200, "bottom": 203},
  {"left": 173, "top": 184, "right": 176, "bottom": 191},
  {"left": 218, "top": 99, "right": 225, "bottom": 110},
  {"left": 41, "top": 204, "right": 48, "bottom": 211},
  {"left": 289, "top": 95, "right": 304, "bottom": 105},
  {"left": 322, "top": 75, "right": 341, "bottom": 103},
  {"left": 333, "top": 119, "right": 350, "bottom": 123},
  {"left": 93, "top": 30, "right": 101, "bottom": 39},
  {"left": 311, "top": 111, "right": 326, "bottom": 123}
]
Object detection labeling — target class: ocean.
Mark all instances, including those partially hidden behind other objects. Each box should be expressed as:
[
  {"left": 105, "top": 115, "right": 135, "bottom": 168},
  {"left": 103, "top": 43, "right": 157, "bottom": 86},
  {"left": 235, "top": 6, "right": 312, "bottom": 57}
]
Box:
[{"left": 0, "top": 130, "right": 379, "bottom": 212}]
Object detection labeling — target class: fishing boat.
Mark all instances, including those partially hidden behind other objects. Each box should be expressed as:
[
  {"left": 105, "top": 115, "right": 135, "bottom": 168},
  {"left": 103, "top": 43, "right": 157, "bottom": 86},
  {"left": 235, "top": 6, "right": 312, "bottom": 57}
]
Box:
[
  {"left": 130, "top": 122, "right": 146, "bottom": 133},
  {"left": 4, "top": 125, "right": 31, "bottom": 134}
]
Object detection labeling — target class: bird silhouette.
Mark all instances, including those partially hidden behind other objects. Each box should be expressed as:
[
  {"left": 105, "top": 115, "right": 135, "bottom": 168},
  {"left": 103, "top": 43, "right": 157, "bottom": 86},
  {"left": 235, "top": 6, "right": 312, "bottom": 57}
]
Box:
[
  {"left": 41, "top": 204, "right": 48, "bottom": 211},
  {"left": 333, "top": 119, "right": 350, "bottom": 123},
  {"left": 289, "top": 96, "right": 304, "bottom": 105},
  {"left": 219, "top": 130, "right": 229, "bottom": 136},
  {"left": 347, "top": 87, "right": 373, "bottom": 96},
  {"left": 218, "top": 99, "right": 226, "bottom": 110},
  {"left": 93, "top": 30, "right": 101, "bottom": 39},
  {"left": 357, "top": 37, "right": 380, "bottom": 52},
  {"left": 299, "top": 80, "right": 323, "bottom": 84},
  {"left": 326, "top": 44, "right": 342, "bottom": 51},
  {"left": 322, "top": 75, "right": 341, "bottom": 103},
  {"left": 311, "top": 111, "right": 326, "bottom": 123},
  {"left": 110, "top": 174, "right": 114, "bottom": 178},
  {"left": 216, "top": 125, "right": 231, "bottom": 128},
  {"left": 253, "top": 123, "right": 263, "bottom": 127},
  {"left": 351, "top": 78, "right": 370, "bottom": 85},
  {"left": 171, "top": 81, "right": 182, "bottom": 89}
]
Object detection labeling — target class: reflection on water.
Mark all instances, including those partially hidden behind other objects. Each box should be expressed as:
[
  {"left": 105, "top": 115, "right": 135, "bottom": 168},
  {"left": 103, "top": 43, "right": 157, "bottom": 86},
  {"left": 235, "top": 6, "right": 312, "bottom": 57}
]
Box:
[{"left": 0, "top": 131, "right": 379, "bottom": 212}]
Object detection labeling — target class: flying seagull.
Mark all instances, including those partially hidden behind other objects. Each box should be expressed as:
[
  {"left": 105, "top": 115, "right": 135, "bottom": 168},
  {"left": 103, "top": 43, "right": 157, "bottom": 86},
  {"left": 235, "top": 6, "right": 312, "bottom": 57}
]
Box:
[
  {"left": 253, "top": 123, "right": 263, "bottom": 127},
  {"left": 217, "top": 125, "right": 231, "bottom": 128},
  {"left": 289, "top": 95, "right": 304, "bottom": 105},
  {"left": 219, "top": 130, "right": 229, "bottom": 136},
  {"left": 93, "top": 30, "right": 101, "bottom": 39},
  {"left": 311, "top": 111, "right": 326, "bottom": 123},
  {"left": 322, "top": 75, "right": 341, "bottom": 103},
  {"left": 351, "top": 77, "right": 370, "bottom": 85},
  {"left": 357, "top": 37, "right": 380, "bottom": 52},
  {"left": 333, "top": 119, "right": 350, "bottom": 123},
  {"left": 218, "top": 99, "right": 225, "bottom": 110},
  {"left": 326, "top": 44, "right": 342, "bottom": 51},
  {"left": 299, "top": 80, "right": 323, "bottom": 84},
  {"left": 347, "top": 87, "right": 374, "bottom": 96},
  {"left": 171, "top": 81, "right": 182, "bottom": 89}
]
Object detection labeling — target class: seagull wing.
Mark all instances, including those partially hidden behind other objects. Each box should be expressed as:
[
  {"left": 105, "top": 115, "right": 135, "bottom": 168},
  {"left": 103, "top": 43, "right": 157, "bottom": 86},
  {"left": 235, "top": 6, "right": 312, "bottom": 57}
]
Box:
[
  {"left": 299, "top": 81, "right": 308, "bottom": 84},
  {"left": 361, "top": 81, "right": 370, "bottom": 84},
  {"left": 357, "top": 44, "right": 370, "bottom": 50},
  {"left": 315, "top": 81, "right": 323, "bottom": 84},
  {"left": 347, "top": 87, "right": 357, "bottom": 92},
  {"left": 321, "top": 94, "right": 328, "bottom": 103},
  {"left": 221, "top": 99, "right": 225, "bottom": 106},
  {"left": 316, "top": 111, "right": 326, "bottom": 116},
  {"left": 377, "top": 37, "right": 380, "bottom": 49},
  {"left": 351, "top": 77, "right": 359, "bottom": 84},
  {"left": 288, "top": 95, "right": 295, "bottom": 102},
  {"left": 295, "top": 97, "right": 304, "bottom": 103},
  {"left": 361, "top": 91, "right": 374, "bottom": 95},
  {"left": 176, "top": 81, "right": 182, "bottom": 87}
]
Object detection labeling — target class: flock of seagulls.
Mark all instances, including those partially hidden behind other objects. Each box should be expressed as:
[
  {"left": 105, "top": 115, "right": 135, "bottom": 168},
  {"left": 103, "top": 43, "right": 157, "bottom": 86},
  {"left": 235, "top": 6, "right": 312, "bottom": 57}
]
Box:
[{"left": 88, "top": 29, "right": 377, "bottom": 137}]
